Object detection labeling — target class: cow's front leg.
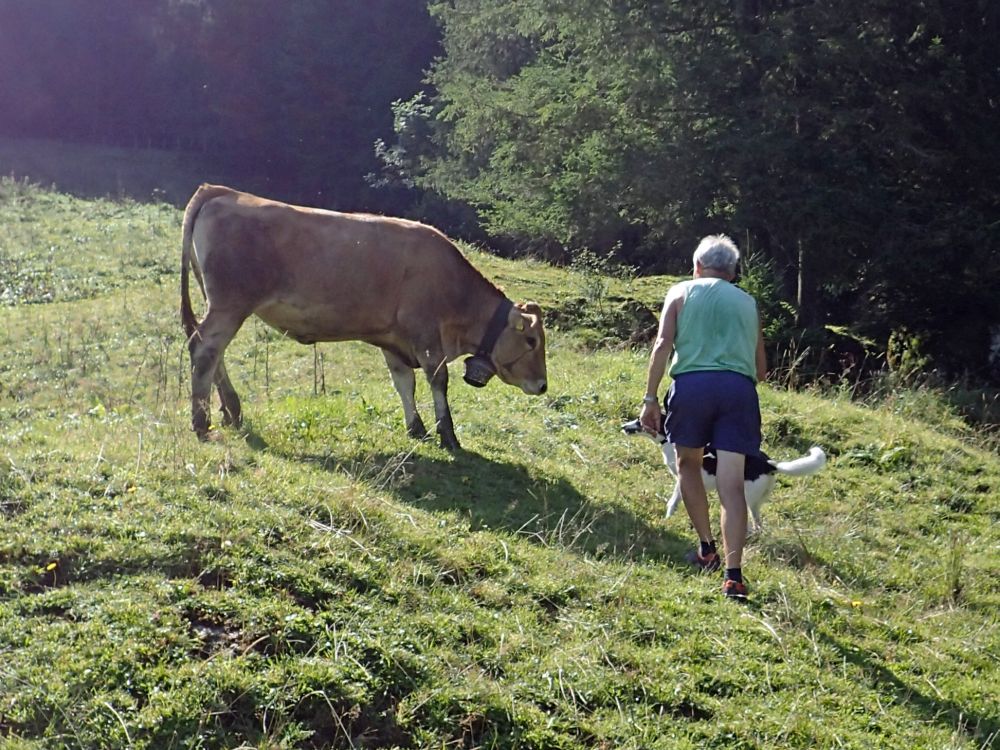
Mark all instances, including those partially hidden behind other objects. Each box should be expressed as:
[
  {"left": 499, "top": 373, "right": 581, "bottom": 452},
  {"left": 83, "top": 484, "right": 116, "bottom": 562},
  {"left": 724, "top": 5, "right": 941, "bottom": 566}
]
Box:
[
  {"left": 382, "top": 348, "right": 427, "bottom": 439},
  {"left": 422, "top": 357, "right": 459, "bottom": 451}
]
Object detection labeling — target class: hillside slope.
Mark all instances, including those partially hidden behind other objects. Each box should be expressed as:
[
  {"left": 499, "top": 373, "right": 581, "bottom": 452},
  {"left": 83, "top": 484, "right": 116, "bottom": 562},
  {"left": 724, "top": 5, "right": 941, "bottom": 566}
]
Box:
[{"left": 1, "top": 184, "right": 997, "bottom": 749}]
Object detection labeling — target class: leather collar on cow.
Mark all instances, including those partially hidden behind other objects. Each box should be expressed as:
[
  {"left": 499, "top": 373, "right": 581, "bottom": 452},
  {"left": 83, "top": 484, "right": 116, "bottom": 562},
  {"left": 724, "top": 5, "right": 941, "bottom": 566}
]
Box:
[
  {"left": 463, "top": 297, "right": 514, "bottom": 387},
  {"left": 478, "top": 297, "right": 514, "bottom": 359}
]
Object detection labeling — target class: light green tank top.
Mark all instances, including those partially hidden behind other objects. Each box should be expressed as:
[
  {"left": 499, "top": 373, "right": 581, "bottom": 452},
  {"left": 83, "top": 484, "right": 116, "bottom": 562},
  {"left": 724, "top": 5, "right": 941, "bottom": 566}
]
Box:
[{"left": 669, "top": 278, "right": 759, "bottom": 381}]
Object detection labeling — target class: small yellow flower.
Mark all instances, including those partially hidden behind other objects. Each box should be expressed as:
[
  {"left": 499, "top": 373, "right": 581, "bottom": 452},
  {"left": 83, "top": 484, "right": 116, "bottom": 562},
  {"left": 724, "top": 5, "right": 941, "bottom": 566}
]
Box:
[{"left": 851, "top": 600, "right": 863, "bottom": 608}]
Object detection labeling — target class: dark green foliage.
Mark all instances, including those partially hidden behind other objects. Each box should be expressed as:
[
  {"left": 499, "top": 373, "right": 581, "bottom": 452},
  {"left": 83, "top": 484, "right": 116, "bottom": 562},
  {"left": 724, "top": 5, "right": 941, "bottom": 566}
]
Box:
[{"left": 389, "top": 0, "right": 1000, "bottom": 375}]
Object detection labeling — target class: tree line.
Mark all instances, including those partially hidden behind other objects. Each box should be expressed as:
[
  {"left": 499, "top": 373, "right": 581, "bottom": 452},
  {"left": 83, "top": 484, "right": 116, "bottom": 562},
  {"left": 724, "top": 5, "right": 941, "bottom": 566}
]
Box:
[
  {"left": 1, "top": 1, "right": 998, "bottom": 377},
  {"left": 378, "top": 0, "right": 1000, "bottom": 379}
]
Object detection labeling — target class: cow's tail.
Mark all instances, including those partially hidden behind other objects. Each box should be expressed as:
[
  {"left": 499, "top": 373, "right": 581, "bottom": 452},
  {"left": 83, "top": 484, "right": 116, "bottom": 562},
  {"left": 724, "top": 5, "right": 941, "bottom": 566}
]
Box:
[{"left": 181, "top": 184, "right": 230, "bottom": 341}]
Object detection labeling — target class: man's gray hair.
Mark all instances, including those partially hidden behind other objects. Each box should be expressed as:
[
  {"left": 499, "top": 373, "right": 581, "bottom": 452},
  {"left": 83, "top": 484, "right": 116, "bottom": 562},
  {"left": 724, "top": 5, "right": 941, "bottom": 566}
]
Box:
[{"left": 693, "top": 234, "right": 740, "bottom": 275}]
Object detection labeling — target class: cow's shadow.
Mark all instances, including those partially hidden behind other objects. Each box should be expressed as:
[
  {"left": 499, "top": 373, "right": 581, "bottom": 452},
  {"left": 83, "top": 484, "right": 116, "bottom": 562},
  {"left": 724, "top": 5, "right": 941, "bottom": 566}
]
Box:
[{"left": 261, "top": 435, "right": 687, "bottom": 563}]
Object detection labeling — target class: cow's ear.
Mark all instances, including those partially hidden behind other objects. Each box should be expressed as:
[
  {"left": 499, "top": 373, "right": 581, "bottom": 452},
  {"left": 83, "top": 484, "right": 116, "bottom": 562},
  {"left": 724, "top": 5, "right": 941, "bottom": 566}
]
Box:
[
  {"left": 508, "top": 305, "right": 526, "bottom": 331},
  {"left": 514, "top": 302, "right": 543, "bottom": 330}
]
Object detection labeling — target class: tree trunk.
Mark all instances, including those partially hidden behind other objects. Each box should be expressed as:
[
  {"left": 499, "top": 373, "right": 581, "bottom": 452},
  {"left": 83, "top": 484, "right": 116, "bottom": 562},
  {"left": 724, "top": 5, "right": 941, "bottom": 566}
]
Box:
[{"left": 795, "top": 236, "right": 817, "bottom": 327}]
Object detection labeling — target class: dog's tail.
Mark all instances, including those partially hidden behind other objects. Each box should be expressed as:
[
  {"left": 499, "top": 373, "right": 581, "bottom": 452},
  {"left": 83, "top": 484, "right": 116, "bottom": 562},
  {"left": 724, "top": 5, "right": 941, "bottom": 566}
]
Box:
[{"left": 773, "top": 447, "right": 826, "bottom": 476}]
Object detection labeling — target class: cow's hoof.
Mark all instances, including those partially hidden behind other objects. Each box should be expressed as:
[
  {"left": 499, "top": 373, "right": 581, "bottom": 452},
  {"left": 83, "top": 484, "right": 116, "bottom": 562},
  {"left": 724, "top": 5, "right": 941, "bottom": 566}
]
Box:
[
  {"left": 439, "top": 435, "right": 461, "bottom": 452},
  {"left": 195, "top": 427, "right": 224, "bottom": 443}
]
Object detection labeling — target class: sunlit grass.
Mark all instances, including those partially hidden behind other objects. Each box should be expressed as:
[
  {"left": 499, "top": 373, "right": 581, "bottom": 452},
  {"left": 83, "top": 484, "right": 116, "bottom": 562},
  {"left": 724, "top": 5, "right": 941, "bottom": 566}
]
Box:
[{"left": 0, "top": 183, "right": 997, "bottom": 749}]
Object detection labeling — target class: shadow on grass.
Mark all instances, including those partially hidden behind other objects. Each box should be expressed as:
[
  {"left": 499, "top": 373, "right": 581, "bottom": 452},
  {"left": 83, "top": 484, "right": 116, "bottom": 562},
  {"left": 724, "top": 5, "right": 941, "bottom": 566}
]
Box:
[
  {"left": 754, "top": 533, "right": 864, "bottom": 589},
  {"left": 240, "top": 424, "right": 270, "bottom": 452},
  {"left": 269, "top": 439, "right": 691, "bottom": 564},
  {"left": 817, "top": 629, "right": 999, "bottom": 746}
]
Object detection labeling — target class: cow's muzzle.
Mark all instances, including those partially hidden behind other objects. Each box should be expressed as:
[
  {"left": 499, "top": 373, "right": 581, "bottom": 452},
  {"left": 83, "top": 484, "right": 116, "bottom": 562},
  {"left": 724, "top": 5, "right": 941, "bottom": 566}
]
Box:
[{"left": 463, "top": 355, "right": 497, "bottom": 387}]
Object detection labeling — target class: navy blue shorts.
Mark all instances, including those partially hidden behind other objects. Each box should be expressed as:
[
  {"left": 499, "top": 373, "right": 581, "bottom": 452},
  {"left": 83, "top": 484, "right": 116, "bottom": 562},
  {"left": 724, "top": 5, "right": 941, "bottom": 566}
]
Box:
[{"left": 664, "top": 371, "right": 761, "bottom": 455}]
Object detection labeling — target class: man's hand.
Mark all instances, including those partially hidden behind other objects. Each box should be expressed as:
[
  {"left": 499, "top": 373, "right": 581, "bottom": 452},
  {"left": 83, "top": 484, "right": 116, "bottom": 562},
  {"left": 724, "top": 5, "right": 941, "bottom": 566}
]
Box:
[{"left": 639, "top": 400, "right": 662, "bottom": 436}]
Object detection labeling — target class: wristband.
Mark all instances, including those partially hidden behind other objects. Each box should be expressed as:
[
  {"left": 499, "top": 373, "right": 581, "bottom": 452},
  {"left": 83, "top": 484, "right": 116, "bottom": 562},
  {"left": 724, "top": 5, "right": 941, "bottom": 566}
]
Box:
[{"left": 641, "top": 395, "right": 658, "bottom": 404}]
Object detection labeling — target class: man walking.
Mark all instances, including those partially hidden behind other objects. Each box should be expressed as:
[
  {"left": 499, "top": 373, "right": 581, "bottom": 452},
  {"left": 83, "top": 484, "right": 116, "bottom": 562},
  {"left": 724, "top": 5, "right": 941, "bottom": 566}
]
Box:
[{"left": 640, "top": 235, "right": 767, "bottom": 600}]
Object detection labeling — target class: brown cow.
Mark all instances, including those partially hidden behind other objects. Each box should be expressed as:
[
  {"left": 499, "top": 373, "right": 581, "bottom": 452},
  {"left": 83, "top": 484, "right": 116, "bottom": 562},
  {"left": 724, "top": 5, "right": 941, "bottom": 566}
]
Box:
[{"left": 180, "top": 185, "right": 547, "bottom": 450}]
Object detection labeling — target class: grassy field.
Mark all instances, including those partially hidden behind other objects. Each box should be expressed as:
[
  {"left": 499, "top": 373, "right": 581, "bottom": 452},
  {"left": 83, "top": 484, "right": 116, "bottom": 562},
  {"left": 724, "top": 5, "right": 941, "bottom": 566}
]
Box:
[{"left": 1, "top": 178, "right": 998, "bottom": 749}]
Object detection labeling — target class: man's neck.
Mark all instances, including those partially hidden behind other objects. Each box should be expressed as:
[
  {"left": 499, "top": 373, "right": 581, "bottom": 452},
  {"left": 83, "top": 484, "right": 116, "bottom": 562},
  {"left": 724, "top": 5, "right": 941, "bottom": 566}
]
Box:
[{"left": 694, "top": 268, "right": 732, "bottom": 281}]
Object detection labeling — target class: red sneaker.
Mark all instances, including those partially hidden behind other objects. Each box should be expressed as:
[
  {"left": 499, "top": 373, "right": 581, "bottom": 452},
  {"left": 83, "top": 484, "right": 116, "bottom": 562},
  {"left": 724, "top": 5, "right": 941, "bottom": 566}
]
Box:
[
  {"left": 722, "top": 579, "right": 748, "bottom": 601},
  {"left": 685, "top": 548, "right": 721, "bottom": 573}
]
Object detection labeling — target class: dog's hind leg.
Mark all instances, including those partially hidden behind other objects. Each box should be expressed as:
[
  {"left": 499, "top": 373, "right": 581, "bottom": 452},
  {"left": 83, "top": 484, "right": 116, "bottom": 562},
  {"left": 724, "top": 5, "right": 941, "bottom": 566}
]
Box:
[
  {"left": 747, "top": 498, "right": 763, "bottom": 533},
  {"left": 665, "top": 482, "right": 683, "bottom": 517},
  {"left": 745, "top": 476, "right": 776, "bottom": 533},
  {"left": 661, "top": 443, "right": 683, "bottom": 517}
]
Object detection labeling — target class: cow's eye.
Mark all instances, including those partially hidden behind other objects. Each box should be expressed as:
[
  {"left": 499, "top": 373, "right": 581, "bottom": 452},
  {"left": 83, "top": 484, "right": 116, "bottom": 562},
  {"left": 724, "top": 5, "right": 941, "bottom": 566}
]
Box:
[{"left": 526, "top": 336, "right": 537, "bottom": 349}]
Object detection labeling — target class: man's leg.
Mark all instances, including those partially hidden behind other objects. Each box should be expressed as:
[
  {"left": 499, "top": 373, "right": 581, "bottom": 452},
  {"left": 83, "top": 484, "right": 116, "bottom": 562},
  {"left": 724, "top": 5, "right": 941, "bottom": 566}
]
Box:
[
  {"left": 676, "top": 445, "right": 713, "bottom": 545},
  {"left": 714, "top": 449, "right": 748, "bottom": 572}
]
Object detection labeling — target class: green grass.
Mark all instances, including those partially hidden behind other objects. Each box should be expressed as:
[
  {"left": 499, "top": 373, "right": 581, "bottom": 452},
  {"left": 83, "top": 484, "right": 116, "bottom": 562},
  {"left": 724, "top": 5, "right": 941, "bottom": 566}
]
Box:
[{"left": 1, "top": 179, "right": 998, "bottom": 749}]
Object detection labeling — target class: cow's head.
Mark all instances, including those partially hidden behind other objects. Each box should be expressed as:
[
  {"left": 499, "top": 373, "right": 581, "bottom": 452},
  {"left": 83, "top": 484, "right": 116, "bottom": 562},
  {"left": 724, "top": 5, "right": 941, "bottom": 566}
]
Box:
[{"left": 491, "top": 302, "right": 548, "bottom": 395}]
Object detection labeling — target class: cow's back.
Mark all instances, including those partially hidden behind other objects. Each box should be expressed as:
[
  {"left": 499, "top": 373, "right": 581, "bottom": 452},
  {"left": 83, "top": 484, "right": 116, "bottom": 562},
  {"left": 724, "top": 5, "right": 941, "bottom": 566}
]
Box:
[{"left": 191, "top": 188, "right": 493, "bottom": 344}]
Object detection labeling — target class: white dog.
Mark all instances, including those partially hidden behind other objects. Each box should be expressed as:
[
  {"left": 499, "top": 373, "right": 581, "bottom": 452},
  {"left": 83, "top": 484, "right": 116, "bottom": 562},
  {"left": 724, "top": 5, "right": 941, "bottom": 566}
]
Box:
[{"left": 621, "top": 417, "right": 826, "bottom": 530}]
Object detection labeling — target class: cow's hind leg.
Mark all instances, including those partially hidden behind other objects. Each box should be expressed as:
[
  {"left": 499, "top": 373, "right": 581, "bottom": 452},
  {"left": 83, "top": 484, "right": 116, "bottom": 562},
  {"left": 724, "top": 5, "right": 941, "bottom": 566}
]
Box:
[
  {"left": 188, "top": 310, "right": 246, "bottom": 439},
  {"left": 214, "top": 356, "right": 242, "bottom": 427},
  {"left": 381, "top": 348, "right": 427, "bottom": 439}
]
